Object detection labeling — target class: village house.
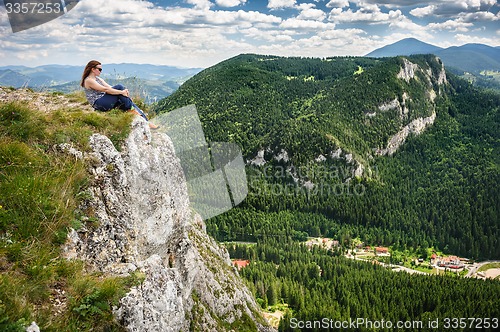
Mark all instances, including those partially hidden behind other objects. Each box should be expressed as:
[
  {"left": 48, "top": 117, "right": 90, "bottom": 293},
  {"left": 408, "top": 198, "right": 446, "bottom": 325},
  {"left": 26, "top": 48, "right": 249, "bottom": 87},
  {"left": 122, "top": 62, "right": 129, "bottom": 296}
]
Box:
[
  {"left": 305, "top": 237, "right": 322, "bottom": 249},
  {"left": 436, "top": 255, "right": 464, "bottom": 269},
  {"left": 305, "top": 238, "right": 340, "bottom": 250},
  {"left": 232, "top": 259, "right": 250, "bottom": 270},
  {"left": 459, "top": 257, "right": 470, "bottom": 264},
  {"left": 375, "top": 247, "right": 390, "bottom": 256}
]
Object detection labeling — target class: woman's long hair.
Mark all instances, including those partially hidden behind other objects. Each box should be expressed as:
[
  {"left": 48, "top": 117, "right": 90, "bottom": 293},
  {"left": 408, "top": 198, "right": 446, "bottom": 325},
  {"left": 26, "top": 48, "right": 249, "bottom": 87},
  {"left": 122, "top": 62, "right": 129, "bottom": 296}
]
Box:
[{"left": 80, "top": 60, "right": 101, "bottom": 87}]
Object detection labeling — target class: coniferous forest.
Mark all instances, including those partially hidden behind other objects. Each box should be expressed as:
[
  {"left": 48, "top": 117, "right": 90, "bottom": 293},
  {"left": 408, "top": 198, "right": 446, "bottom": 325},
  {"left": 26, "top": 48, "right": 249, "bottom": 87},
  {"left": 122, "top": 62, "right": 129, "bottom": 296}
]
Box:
[
  {"left": 228, "top": 240, "right": 500, "bottom": 331},
  {"left": 155, "top": 54, "right": 500, "bottom": 329},
  {"left": 156, "top": 54, "right": 499, "bottom": 260}
]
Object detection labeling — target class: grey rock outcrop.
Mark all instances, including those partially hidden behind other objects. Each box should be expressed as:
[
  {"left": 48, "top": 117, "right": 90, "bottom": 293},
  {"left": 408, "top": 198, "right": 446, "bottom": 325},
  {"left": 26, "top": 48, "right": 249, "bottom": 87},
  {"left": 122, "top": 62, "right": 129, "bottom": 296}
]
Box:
[
  {"left": 375, "top": 57, "right": 446, "bottom": 156},
  {"left": 397, "top": 58, "right": 419, "bottom": 82},
  {"left": 63, "top": 118, "right": 273, "bottom": 331},
  {"left": 376, "top": 112, "right": 436, "bottom": 156}
]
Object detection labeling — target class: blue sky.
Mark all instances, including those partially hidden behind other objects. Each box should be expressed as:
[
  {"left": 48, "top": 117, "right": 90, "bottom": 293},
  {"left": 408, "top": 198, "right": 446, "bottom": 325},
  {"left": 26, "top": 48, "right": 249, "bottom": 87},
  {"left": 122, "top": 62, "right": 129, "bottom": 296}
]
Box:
[{"left": 0, "top": 0, "right": 499, "bottom": 68}]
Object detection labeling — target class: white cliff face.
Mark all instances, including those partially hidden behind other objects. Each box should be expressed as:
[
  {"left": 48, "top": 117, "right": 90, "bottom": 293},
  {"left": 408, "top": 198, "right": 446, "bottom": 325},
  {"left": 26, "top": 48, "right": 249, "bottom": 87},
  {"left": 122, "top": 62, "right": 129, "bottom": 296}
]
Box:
[
  {"left": 249, "top": 149, "right": 267, "bottom": 166},
  {"left": 397, "top": 57, "right": 447, "bottom": 86},
  {"left": 378, "top": 98, "right": 400, "bottom": 112},
  {"left": 275, "top": 149, "right": 290, "bottom": 162},
  {"left": 376, "top": 112, "right": 436, "bottom": 156},
  {"left": 397, "top": 58, "right": 419, "bottom": 82},
  {"left": 374, "top": 57, "right": 445, "bottom": 157},
  {"left": 63, "top": 119, "right": 273, "bottom": 332},
  {"left": 376, "top": 97, "right": 408, "bottom": 120},
  {"left": 402, "top": 92, "right": 410, "bottom": 117},
  {"left": 436, "top": 57, "right": 448, "bottom": 85}
]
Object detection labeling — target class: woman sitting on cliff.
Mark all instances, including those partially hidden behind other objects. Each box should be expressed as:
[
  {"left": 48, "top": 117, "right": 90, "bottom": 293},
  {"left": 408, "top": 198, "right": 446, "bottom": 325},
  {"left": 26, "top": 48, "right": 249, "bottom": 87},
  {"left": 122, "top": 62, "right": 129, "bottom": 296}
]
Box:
[{"left": 81, "top": 60, "right": 158, "bottom": 129}]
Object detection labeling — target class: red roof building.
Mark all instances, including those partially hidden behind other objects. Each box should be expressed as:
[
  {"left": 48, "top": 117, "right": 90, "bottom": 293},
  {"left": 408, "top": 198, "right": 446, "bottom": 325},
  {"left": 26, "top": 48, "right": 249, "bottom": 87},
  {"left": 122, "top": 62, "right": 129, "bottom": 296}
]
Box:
[
  {"left": 437, "top": 255, "right": 463, "bottom": 269},
  {"left": 375, "top": 247, "right": 389, "bottom": 255},
  {"left": 232, "top": 260, "right": 250, "bottom": 270}
]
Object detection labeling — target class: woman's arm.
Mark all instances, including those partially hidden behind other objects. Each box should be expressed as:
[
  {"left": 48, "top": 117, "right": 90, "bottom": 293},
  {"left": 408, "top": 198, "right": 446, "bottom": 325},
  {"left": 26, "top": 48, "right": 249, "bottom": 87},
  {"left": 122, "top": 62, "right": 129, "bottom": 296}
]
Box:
[
  {"left": 97, "top": 77, "right": 112, "bottom": 88},
  {"left": 85, "top": 78, "right": 129, "bottom": 96}
]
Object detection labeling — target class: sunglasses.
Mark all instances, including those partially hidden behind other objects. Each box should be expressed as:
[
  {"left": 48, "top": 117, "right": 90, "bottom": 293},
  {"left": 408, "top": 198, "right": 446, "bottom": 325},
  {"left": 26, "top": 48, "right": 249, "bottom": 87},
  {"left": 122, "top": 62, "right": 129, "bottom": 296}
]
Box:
[{"left": 95, "top": 67, "right": 102, "bottom": 72}]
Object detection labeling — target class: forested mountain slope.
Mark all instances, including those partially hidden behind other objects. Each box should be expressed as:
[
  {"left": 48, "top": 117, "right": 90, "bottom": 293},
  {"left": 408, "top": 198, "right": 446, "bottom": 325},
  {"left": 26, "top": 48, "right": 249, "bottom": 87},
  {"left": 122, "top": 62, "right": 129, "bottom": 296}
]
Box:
[
  {"left": 155, "top": 54, "right": 499, "bottom": 259},
  {"left": 155, "top": 54, "right": 445, "bottom": 162}
]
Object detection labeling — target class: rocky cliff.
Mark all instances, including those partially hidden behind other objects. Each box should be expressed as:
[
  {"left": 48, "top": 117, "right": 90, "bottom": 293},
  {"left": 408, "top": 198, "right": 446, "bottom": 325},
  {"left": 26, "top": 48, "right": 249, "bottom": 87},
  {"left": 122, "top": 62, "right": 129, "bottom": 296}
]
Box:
[
  {"left": 376, "top": 112, "right": 436, "bottom": 156},
  {"left": 376, "top": 57, "right": 446, "bottom": 156},
  {"left": 63, "top": 118, "right": 273, "bottom": 331}
]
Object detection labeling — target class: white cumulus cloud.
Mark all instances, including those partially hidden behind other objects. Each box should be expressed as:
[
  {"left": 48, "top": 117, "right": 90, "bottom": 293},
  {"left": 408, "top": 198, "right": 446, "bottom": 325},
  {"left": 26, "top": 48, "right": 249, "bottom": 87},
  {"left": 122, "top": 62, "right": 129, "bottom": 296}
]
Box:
[
  {"left": 410, "top": 0, "right": 499, "bottom": 18},
  {"left": 329, "top": 5, "right": 404, "bottom": 24},
  {"left": 215, "top": 0, "right": 247, "bottom": 7},
  {"left": 455, "top": 33, "right": 500, "bottom": 45},
  {"left": 427, "top": 19, "right": 474, "bottom": 32},
  {"left": 280, "top": 17, "right": 335, "bottom": 30},
  {"left": 186, "top": 0, "right": 213, "bottom": 10},
  {"left": 410, "top": 5, "right": 436, "bottom": 18},
  {"left": 326, "top": 0, "right": 350, "bottom": 8},
  {"left": 268, "top": 0, "right": 297, "bottom": 10},
  {"left": 297, "top": 4, "right": 327, "bottom": 21}
]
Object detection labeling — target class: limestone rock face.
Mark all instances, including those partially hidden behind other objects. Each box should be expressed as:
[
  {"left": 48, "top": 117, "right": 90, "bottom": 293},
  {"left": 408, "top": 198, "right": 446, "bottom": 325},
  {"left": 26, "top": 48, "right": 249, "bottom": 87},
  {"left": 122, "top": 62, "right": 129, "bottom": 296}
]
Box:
[
  {"left": 397, "top": 58, "right": 419, "bottom": 82},
  {"left": 63, "top": 118, "right": 273, "bottom": 332},
  {"left": 374, "top": 57, "right": 445, "bottom": 157},
  {"left": 376, "top": 112, "right": 436, "bottom": 156}
]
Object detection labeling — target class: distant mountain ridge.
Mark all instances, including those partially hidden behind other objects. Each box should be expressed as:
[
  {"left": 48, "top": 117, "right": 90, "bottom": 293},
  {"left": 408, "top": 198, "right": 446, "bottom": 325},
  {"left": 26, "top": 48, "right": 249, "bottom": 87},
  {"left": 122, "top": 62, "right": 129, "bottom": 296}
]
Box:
[
  {"left": 434, "top": 43, "right": 500, "bottom": 73},
  {"left": 367, "top": 38, "right": 500, "bottom": 74},
  {"left": 0, "top": 63, "right": 203, "bottom": 103},
  {"left": 366, "top": 38, "right": 443, "bottom": 58}
]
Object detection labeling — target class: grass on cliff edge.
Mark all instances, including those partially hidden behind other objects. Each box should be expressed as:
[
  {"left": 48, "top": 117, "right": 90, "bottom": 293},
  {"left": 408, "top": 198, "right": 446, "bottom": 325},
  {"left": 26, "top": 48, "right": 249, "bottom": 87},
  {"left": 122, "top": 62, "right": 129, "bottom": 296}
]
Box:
[{"left": 0, "top": 95, "right": 139, "bottom": 331}]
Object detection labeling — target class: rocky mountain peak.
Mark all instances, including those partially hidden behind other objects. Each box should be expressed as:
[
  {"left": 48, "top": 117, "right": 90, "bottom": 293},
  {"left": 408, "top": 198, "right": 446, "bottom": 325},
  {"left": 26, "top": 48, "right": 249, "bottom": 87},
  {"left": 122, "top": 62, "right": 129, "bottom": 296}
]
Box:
[
  {"left": 63, "top": 118, "right": 273, "bottom": 331},
  {"left": 397, "top": 56, "right": 447, "bottom": 86}
]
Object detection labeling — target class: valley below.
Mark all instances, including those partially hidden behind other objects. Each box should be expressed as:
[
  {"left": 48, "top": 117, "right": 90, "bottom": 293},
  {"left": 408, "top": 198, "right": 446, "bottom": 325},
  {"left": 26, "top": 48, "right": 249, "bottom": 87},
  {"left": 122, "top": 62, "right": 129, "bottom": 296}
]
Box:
[{"left": 159, "top": 53, "right": 500, "bottom": 330}]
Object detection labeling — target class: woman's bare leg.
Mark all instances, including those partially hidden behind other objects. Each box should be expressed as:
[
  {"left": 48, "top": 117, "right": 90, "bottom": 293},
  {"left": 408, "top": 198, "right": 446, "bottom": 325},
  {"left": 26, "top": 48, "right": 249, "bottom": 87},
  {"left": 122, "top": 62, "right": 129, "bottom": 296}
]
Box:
[{"left": 128, "top": 109, "right": 159, "bottom": 129}]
